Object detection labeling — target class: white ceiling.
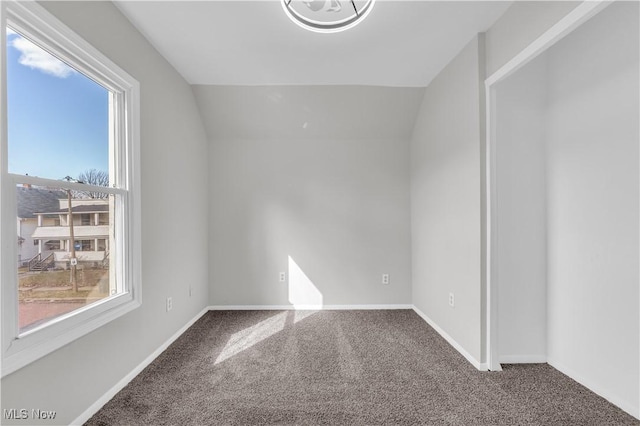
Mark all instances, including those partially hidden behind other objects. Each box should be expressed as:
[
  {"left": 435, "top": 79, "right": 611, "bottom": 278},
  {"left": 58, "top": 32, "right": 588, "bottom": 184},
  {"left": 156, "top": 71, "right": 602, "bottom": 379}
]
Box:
[{"left": 114, "top": 1, "right": 512, "bottom": 87}]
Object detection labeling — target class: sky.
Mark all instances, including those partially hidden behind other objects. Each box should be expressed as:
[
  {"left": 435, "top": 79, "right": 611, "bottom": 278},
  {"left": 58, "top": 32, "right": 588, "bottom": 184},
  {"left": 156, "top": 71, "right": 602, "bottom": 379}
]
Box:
[{"left": 6, "top": 27, "right": 109, "bottom": 182}]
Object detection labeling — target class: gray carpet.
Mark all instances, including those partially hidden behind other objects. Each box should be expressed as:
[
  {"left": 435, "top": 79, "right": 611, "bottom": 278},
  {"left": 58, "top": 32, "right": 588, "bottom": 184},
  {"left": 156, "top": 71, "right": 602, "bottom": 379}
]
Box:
[{"left": 86, "top": 310, "right": 638, "bottom": 425}]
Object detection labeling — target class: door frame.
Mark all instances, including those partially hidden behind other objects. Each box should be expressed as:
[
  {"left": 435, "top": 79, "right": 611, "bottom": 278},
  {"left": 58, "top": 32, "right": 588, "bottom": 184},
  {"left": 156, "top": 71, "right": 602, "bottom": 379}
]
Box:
[{"left": 484, "top": 0, "right": 610, "bottom": 372}]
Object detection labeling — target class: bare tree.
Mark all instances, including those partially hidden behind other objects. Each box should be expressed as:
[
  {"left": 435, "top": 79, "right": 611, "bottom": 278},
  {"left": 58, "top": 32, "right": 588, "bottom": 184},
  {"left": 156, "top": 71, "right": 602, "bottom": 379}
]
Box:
[{"left": 73, "top": 169, "right": 109, "bottom": 199}]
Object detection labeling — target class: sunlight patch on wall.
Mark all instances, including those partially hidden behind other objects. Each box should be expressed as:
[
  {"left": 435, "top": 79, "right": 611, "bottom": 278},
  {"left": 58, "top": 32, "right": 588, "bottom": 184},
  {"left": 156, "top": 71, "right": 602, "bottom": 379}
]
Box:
[
  {"left": 214, "top": 312, "right": 287, "bottom": 365},
  {"left": 288, "top": 255, "right": 323, "bottom": 309}
]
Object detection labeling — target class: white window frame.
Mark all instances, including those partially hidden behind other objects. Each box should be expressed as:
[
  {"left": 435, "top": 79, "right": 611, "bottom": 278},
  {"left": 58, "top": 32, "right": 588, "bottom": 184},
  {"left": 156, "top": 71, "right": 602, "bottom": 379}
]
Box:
[{"left": 0, "top": 0, "right": 141, "bottom": 376}]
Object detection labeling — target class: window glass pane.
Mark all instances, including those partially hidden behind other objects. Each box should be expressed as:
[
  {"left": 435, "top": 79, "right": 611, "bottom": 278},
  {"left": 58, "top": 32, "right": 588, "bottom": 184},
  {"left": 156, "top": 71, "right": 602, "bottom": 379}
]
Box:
[
  {"left": 16, "top": 184, "right": 117, "bottom": 333},
  {"left": 6, "top": 27, "right": 109, "bottom": 181}
]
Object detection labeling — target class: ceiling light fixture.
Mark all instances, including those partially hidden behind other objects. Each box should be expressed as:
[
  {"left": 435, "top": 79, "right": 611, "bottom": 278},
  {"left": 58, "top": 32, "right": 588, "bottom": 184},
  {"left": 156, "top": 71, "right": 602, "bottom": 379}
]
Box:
[{"left": 282, "top": 0, "right": 375, "bottom": 34}]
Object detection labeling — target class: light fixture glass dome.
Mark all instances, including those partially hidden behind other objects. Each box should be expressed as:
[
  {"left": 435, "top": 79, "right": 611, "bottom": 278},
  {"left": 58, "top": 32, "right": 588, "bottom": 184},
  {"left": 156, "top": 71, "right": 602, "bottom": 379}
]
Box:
[{"left": 282, "top": 0, "right": 375, "bottom": 33}]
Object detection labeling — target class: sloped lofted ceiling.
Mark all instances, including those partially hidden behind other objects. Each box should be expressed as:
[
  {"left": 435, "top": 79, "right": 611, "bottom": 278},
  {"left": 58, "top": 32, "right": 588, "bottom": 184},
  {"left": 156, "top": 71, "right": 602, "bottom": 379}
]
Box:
[
  {"left": 114, "top": 1, "right": 511, "bottom": 139},
  {"left": 192, "top": 85, "right": 427, "bottom": 140},
  {"left": 114, "top": 1, "right": 511, "bottom": 87}
]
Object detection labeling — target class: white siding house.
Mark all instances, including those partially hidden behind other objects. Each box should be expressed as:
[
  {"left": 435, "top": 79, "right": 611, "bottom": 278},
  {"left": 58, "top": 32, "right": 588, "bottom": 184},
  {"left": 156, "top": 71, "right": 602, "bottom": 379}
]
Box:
[{"left": 17, "top": 186, "right": 110, "bottom": 270}]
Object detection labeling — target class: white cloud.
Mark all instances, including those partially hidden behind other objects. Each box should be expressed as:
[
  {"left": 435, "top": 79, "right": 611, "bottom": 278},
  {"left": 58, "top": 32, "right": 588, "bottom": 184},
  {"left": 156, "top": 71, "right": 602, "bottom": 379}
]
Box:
[
  {"left": 10, "top": 36, "right": 76, "bottom": 78},
  {"left": 6, "top": 27, "right": 17, "bottom": 36}
]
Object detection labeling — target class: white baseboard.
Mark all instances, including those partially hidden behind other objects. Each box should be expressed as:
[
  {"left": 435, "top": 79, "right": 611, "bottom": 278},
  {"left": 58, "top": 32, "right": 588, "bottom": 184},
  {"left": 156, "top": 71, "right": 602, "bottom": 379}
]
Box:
[
  {"left": 71, "top": 303, "right": 478, "bottom": 425},
  {"left": 412, "top": 305, "right": 488, "bottom": 371},
  {"left": 209, "top": 305, "right": 294, "bottom": 310},
  {"left": 69, "top": 304, "right": 640, "bottom": 424},
  {"left": 70, "top": 307, "right": 210, "bottom": 426},
  {"left": 72, "top": 304, "right": 411, "bottom": 423},
  {"left": 547, "top": 357, "right": 640, "bottom": 420},
  {"left": 208, "top": 304, "right": 413, "bottom": 311},
  {"left": 499, "top": 355, "right": 547, "bottom": 364}
]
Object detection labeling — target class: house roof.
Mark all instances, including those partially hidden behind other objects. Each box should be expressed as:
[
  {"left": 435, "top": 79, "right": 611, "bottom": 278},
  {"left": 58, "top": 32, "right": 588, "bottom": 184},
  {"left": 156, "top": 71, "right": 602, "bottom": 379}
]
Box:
[
  {"left": 17, "top": 187, "right": 109, "bottom": 217},
  {"left": 16, "top": 187, "right": 66, "bottom": 219}
]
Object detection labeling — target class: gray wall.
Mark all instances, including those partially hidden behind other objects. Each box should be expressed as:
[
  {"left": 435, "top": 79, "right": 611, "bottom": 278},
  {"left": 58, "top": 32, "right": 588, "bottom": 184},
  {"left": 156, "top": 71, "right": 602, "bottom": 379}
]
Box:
[
  {"left": 410, "top": 36, "right": 484, "bottom": 363},
  {"left": 545, "top": 2, "right": 639, "bottom": 414},
  {"left": 494, "top": 55, "right": 548, "bottom": 363},
  {"left": 2, "top": 0, "right": 637, "bottom": 423},
  {"left": 195, "top": 86, "right": 421, "bottom": 307},
  {"left": 492, "top": 1, "right": 639, "bottom": 416},
  {"left": 408, "top": 0, "right": 583, "bottom": 368},
  {"left": 485, "top": 1, "right": 579, "bottom": 76},
  {"left": 1, "top": 2, "right": 210, "bottom": 425}
]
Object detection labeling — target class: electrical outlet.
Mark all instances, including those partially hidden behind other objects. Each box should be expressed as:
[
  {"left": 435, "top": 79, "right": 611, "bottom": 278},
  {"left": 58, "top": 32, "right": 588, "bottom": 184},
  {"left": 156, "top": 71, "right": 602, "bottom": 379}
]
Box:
[
  {"left": 166, "top": 297, "right": 173, "bottom": 312},
  {"left": 449, "top": 293, "right": 454, "bottom": 308},
  {"left": 279, "top": 272, "right": 286, "bottom": 282},
  {"left": 382, "top": 274, "right": 390, "bottom": 285}
]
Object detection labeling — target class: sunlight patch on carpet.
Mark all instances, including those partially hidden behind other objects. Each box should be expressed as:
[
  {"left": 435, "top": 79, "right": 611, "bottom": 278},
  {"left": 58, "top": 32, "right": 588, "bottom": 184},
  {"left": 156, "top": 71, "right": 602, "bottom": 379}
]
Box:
[
  {"left": 215, "top": 312, "right": 287, "bottom": 364},
  {"left": 294, "top": 309, "right": 318, "bottom": 323}
]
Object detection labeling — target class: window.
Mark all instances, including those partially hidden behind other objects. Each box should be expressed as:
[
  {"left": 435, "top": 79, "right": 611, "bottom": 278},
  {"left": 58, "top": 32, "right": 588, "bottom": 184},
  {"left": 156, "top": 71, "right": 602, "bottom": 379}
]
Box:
[
  {"left": 1, "top": 1, "right": 141, "bottom": 376},
  {"left": 44, "top": 240, "right": 60, "bottom": 251}
]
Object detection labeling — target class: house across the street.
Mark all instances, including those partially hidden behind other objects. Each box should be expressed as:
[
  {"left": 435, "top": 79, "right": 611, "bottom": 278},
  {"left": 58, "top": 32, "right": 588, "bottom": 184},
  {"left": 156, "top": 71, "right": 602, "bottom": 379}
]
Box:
[{"left": 16, "top": 185, "right": 110, "bottom": 270}]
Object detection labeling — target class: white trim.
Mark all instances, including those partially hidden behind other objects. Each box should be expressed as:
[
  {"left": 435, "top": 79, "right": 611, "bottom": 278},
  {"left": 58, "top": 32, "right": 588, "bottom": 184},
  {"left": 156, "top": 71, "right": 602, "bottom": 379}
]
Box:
[
  {"left": 485, "top": 80, "right": 500, "bottom": 371},
  {"left": 1, "top": 0, "right": 142, "bottom": 377},
  {"left": 61, "top": 303, "right": 640, "bottom": 424},
  {"left": 412, "top": 305, "right": 488, "bottom": 371},
  {"left": 7, "top": 174, "right": 127, "bottom": 196},
  {"left": 7, "top": 1, "right": 136, "bottom": 100},
  {"left": 70, "top": 307, "right": 210, "bottom": 426},
  {"left": 3, "top": 295, "right": 140, "bottom": 376},
  {"left": 485, "top": 1, "right": 610, "bottom": 87},
  {"left": 70, "top": 305, "right": 410, "bottom": 424},
  {"left": 484, "top": 0, "right": 610, "bottom": 374},
  {"left": 208, "top": 304, "right": 413, "bottom": 311},
  {"left": 499, "top": 355, "right": 547, "bottom": 364},
  {"left": 548, "top": 357, "right": 640, "bottom": 420}
]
